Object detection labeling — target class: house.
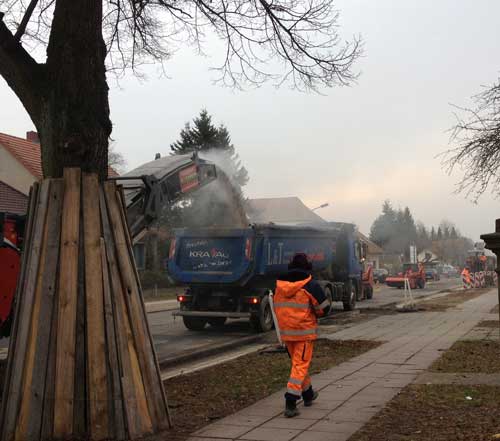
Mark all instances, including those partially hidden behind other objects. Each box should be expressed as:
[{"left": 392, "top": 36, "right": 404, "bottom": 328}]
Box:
[
  {"left": 0, "top": 131, "right": 43, "bottom": 214},
  {"left": 0, "top": 130, "right": 118, "bottom": 216},
  {"left": 246, "top": 197, "right": 328, "bottom": 227},
  {"left": 357, "top": 231, "right": 384, "bottom": 269}
]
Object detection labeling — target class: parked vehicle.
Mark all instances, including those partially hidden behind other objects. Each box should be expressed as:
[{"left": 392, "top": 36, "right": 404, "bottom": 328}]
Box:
[
  {"left": 385, "top": 263, "right": 426, "bottom": 289},
  {"left": 373, "top": 268, "right": 389, "bottom": 284},
  {"left": 0, "top": 213, "right": 25, "bottom": 338},
  {"left": 168, "top": 222, "right": 373, "bottom": 331},
  {"left": 424, "top": 267, "right": 440, "bottom": 281}
]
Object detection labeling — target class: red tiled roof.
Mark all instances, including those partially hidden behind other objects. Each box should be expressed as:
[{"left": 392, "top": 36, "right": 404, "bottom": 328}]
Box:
[
  {"left": 0, "top": 132, "right": 119, "bottom": 178},
  {"left": 0, "top": 181, "right": 28, "bottom": 215},
  {"left": 0, "top": 132, "right": 43, "bottom": 179}
]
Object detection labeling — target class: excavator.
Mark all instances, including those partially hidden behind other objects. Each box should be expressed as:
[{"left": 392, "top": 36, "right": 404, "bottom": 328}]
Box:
[{"left": 0, "top": 153, "right": 217, "bottom": 338}]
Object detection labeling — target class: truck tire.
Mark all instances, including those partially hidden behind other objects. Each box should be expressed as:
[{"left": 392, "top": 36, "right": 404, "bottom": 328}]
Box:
[
  {"left": 183, "top": 316, "right": 208, "bottom": 331},
  {"left": 208, "top": 317, "right": 227, "bottom": 328},
  {"left": 324, "top": 286, "right": 333, "bottom": 306},
  {"left": 250, "top": 294, "right": 273, "bottom": 333},
  {"left": 343, "top": 280, "right": 356, "bottom": 311},
  {"left": 365, "top": 285, "right": 373, "bottom": 300}
]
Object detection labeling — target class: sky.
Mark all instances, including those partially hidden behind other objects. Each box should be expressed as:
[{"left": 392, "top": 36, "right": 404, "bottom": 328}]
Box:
[{"left": 1, "top": 0, "right": 500, "bottom": 241}]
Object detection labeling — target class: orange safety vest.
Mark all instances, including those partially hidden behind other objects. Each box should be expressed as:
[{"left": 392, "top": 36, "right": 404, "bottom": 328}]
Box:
[
  {"left": 274, "top": 275, "right": 326, "bottom": 341},
  {"left": 462, "top": 268, "right": 471, "bottom": 283}
]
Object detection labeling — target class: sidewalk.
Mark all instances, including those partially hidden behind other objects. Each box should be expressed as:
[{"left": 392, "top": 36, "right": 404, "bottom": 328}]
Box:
[{"left": 189, "top": 289, "right": 498, "bottom": 441}]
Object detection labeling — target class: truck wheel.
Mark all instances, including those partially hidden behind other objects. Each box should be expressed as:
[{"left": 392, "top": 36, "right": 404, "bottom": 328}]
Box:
[
  {"left": 324, "top": 286, "right": 333, "bottom": 307},
  {"left": 342, "top": 281, "right": 356, "bottom": 311},
  {"left": 250, "top": 294, "right": 273, "bottom": 332},
  {"left": 182, "top": 316, "right": 207, "bottom": 331},
  {"left": 208, "top": 317, "right": 227, "bottom": 328},
  {"left": 366, "top": 285, "right": 373, "bottom": 300}
]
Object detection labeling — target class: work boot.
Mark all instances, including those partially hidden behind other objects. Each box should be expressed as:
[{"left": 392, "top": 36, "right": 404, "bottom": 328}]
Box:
[
  {"left": 284, "top": 399, "right": 299, "bottom": 418},
  {"left": 302, "top": 387, "right": 319, "bottom": 407}
]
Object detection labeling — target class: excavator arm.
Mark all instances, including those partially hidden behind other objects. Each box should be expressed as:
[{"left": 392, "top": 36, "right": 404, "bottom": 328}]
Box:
[{"left": 113, "top": 152, "right": 217, "bottom": 242}]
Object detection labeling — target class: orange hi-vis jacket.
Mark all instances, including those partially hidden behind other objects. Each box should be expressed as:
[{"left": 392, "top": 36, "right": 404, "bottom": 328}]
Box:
[{"left": 274, "top": 271, "right": 330, "bottom": 341}]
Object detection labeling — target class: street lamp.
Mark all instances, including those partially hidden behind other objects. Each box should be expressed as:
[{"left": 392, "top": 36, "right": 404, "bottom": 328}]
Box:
[
  {"left": 312, "top": 203, "right": 329, "bottom": 211},
  {"left": 480, "top": 219, "right": 500, "bottom": 338}
]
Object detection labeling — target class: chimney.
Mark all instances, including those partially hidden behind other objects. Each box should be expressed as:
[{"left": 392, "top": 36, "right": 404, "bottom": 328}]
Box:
[{"left": 26, "top": 131, "right": 39, "bottom": 143}]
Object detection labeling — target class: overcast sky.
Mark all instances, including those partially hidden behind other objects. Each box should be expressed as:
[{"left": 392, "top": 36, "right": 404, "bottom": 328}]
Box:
[{"left": 1, "top": 0, "right": 500, "bottom": 240}]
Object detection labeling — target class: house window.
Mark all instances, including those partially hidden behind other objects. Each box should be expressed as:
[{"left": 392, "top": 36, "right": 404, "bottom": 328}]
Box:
[{"left": 133, "top": 243, "right": 146, "bottom": 270}]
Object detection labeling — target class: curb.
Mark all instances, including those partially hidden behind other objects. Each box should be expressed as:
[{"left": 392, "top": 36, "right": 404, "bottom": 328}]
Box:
[
  {"left": 145, "top": 300, "right": 178, "bottom": 313},
  {"left": 158, "top": 333, "right": 268, "bottom": 370}
]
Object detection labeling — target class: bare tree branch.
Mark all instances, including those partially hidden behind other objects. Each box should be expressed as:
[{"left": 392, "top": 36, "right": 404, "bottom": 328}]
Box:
[
  {"left": 14, "top": 0, "right": 39, "bottom": 39},
  {"left": 443, "top": 78, "right": 500, "bottom": 201},
  {"left": 0, "top": 11, "right": 45, "bottom": 120}
]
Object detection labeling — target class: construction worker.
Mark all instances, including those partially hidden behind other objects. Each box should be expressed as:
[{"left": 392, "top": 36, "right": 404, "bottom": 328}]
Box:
[
  {"left": 274, "top": 253, "right": 331, "bottom": 418},
  {"left": 461, "top": 266, "right": 472, "bottom": 290}
]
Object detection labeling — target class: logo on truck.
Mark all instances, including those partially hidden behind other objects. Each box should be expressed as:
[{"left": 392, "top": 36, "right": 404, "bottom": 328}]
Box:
[{"left": 189, "top": 248, "right": 229, "bottom": 259}]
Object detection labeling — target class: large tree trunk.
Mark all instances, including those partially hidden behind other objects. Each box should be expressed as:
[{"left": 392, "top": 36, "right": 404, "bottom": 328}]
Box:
[{"left": 39, "top": 0, "right": 111, "bottom": 180}]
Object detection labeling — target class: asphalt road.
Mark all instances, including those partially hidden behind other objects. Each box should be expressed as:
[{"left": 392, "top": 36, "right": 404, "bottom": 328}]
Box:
[{"left": 0, "top": 277, "right": 461, "bottom": 363}]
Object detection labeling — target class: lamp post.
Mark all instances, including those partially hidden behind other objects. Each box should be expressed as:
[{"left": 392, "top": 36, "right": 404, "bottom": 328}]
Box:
[
  {"left": 312, "top": 203, "right": 329, "bottom": 211},
  {"left": 480, "top": 219, "right": 500, "bottom": 338}
]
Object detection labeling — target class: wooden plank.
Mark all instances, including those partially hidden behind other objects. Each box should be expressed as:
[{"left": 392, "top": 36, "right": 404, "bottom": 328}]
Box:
[
  {"left": 0, "top": 183, "right": 38, "bottom": 432},
  {"left": 73, "top": 213, "right": 87, "bottom": 438},
  {"left": 105, "top": 183, "right": 168, "bottom": 431},
  {"left": 1, "top": 181, "right": 50, "bottom": 441},
  {"left": 40, "top": 279, "right": 59, "bottom": 440},
  {"left": 101, "top": 238, "right": 126, "bottom": 440},
  {"left": 117, "top": 187, "right": 172, "bottom": 428},
  {"left": 82, "top": 173, "right": 109, "bottom": 439},
  {"left": 17, "top": 180, "right": 64, "bottom": 440},
  {"left": 100, "top": 186, "right": 153, "bottom": 438},
  {"left": 53, "top": 168, "right": 81, "bottom": 437}
]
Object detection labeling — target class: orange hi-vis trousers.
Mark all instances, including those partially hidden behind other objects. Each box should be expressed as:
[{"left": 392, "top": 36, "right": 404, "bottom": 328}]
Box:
[{"left": 285, "top": 340, "right": 314, "bottom": 399}]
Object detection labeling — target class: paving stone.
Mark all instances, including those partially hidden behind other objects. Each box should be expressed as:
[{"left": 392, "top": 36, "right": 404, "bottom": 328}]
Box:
[
  {"left": 306, "top": 399, "right": 345, "bottom": 410},
  {"left": 213, "top": 414, "right": 272, "bottom": 427},
  {"left": 188, "top": 437, "right": 231, "bottom": 441},
  {"left": 291, "top": 406, "right": 332, "bottom": 419},
  {"left": 238, "top": 427, "right": 301, "bottom": 441},
  {"left": 309, "top": 419, "right": 364, "bottom": 434},
  {"left": 292, "top": 430, "right": 352, "bottom": 441},
  {"left": 195, "top": 424, "right": 251, "bottom": 439},
  {"left": 261, "top": 416, "right": 315, "bottom": 430},
  {"left": 239, "top": 404, "right": 283, "bottom": 417}
]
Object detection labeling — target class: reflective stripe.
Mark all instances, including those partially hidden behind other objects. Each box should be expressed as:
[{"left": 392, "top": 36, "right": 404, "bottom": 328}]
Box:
[
  {"left": 274, "top": 302, "right": 310, "bottom": 309},
  {"left": 281, "top": 328, "right": 318, "bottom": 336},
  {"left": 286, "top": 388, "right": 302, "bottom": 397},
  {"left": 314, "top": 300, "right": 330, "bottom": 310},
  {"left": 288, "top": 378, "right": 302, "bottom": 385}
]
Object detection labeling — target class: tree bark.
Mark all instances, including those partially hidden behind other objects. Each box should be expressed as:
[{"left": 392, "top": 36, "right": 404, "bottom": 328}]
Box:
[
  {"left": 40, "top": 0, "right": 111, "bottom": 180},
  {"left": 0, "top": 0, "right": 112, "bottom": 180}
]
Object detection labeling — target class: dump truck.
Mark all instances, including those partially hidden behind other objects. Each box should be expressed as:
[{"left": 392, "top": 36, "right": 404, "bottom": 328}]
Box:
[
  {"left": 0, "top": 153, "right": 217, "bottom": 338},
  {"left": 168, "top": 222, "right": 373, "bottom": 332}
]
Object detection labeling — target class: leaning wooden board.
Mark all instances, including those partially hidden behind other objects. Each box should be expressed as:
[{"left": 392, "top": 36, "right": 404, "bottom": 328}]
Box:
[{"left": 0, "top": 170, "right": 170, "bottom": 441}]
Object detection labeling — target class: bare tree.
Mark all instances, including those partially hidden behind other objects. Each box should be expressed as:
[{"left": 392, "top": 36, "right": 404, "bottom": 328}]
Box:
[
  {"left": 0, "top": 0, "right": 361, "bottom": 179},
  {"left": 108, "top": 142, "right": 127, "bottom": 173},
  {"left": 444, "top": 77, "right": 500, "bottom": 201}
]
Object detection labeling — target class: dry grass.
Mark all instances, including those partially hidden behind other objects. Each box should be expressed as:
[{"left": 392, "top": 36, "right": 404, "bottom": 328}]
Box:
[
  {"left": 349, "top": 384, "right": 500, "bottom": 441},
  {"left": 430, "top": 340, "right": 500, "bottom": 374}
]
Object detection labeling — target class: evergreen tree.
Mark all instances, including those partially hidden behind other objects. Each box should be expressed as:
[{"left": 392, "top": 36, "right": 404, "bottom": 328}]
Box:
[
  {"left": 369, "top": 200, "right": 397, "bottom": 248},
  {"left": 431, "top": 226, "right": 436, "bottom": 241},
  {"left": 437, "top": 227, "right": 443, "bottom": 240},
  {"left": 170, "top": 109, "right": 249, "bottom": 188},
  {"left": 450, "top": 226, "right": 458, "bottom": 239}
]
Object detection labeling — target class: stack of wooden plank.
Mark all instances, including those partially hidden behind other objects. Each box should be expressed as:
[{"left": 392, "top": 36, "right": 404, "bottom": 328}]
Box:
[{"left": 0, "top": 169, "right": 170, "bottom": 441}]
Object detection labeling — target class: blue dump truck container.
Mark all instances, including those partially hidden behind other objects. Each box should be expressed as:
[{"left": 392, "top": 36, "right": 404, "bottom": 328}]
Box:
[{"left": 168, "top": 223, "right": 367, "bottom": 331}]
